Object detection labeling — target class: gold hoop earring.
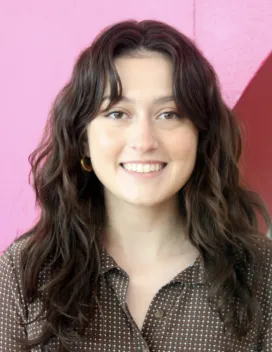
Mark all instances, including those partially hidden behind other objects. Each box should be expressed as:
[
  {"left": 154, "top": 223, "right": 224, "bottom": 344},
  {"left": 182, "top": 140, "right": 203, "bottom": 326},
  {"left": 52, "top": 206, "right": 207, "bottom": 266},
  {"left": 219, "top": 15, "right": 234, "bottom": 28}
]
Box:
[{"left": 80, "top": 155, "right": 93, "bottom": 172}]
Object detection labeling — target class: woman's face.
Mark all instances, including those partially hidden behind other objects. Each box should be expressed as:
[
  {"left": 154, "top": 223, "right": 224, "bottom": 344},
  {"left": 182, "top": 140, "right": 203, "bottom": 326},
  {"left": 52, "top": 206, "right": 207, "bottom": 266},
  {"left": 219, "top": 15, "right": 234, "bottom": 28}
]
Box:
[{"left": 86, "top": 52, "right": 198, "bottom": 207}]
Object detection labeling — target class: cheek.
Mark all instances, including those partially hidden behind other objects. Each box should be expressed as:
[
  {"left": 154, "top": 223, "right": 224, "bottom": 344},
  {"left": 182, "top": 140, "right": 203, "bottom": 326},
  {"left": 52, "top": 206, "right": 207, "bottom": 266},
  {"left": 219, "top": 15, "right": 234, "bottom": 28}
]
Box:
[
  {"left": 88, "top": 123, "right": 121, "bottom": 157},
  {"left": 168, "top": 129, "right": 198, "bottom": 162}
]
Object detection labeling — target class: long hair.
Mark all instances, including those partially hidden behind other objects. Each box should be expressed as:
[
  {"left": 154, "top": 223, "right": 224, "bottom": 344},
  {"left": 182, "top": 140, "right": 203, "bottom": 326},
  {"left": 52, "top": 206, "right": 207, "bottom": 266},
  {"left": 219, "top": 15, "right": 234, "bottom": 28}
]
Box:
[{"left": 16, "top": 19, "right": 272, "bottom": 351}]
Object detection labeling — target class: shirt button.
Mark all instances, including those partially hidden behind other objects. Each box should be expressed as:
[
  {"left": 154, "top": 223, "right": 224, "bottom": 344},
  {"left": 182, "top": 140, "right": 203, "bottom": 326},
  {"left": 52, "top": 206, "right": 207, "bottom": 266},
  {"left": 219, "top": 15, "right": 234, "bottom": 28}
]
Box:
[
  {"left": 154, "top": 309, "right": 164, "bottom": 319},
  {"left": 142, "top": 347, "right": 150, "bottom": 352}
]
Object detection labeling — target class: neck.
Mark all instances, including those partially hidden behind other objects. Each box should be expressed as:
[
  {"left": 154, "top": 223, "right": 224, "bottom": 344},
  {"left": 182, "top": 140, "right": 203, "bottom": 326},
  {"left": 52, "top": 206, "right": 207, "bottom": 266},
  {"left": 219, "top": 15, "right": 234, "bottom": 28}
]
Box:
[{"left": 101, "top": 193, "right": 190, "bottom": 264}]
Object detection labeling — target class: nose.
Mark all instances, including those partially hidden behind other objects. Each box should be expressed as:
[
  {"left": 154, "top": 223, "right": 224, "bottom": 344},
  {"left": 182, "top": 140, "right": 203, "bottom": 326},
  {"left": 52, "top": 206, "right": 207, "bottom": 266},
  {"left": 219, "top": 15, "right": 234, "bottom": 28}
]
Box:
[{"left": 128, "top": 117, "right": 159, "bottom": 152}]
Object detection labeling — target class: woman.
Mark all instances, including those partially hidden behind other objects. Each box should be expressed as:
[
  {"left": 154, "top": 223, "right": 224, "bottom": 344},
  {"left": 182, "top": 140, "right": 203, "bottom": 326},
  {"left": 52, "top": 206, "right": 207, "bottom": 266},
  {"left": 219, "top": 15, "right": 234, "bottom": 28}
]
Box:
[{"left": 0, "top": 19, "right": 271, "bottom": 352}]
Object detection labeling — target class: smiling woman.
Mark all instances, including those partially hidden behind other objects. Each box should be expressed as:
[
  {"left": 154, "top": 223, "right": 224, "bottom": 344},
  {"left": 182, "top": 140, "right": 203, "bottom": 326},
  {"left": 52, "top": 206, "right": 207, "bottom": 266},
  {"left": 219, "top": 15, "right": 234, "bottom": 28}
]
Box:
[{"left": 0, "top": 19, "right": 271, "bottom": 352}]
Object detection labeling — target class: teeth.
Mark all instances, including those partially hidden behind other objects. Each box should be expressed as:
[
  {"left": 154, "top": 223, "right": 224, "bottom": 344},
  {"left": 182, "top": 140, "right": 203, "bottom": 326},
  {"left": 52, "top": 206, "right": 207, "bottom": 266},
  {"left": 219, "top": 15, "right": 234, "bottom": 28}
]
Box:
[{"left": 122, "top": 163, "right": 165, "bottom": 173}]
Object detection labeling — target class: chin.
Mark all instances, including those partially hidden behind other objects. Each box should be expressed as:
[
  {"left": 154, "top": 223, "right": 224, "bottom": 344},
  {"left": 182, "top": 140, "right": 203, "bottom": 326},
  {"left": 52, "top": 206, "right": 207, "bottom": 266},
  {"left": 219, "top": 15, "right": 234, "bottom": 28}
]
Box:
[{"left": 123, "top": 195, "right": 168, "bottom": 208}]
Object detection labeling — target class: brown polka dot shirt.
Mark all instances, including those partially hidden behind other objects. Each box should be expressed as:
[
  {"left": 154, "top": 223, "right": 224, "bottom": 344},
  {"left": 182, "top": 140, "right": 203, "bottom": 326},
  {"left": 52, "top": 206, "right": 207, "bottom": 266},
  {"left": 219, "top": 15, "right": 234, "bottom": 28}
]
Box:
[{"left": 0, "top": 236, "right": 271, "bottom": 351}]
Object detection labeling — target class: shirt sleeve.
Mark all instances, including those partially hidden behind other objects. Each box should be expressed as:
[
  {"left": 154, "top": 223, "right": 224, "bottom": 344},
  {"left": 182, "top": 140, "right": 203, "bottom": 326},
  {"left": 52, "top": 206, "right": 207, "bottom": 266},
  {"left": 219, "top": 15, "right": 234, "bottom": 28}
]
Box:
[
  {"left": 258, "top": 244, "right": 272, "bottom": 351},
  {"left": 0, "top": 245, "right": 28, "bottom": 352}
]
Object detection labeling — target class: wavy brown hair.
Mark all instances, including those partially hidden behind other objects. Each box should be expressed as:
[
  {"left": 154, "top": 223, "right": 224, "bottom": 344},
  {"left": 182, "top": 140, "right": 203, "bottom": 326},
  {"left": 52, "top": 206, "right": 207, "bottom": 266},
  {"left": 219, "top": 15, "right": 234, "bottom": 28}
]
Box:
[{"left": 15, "top": 19, "right": 271, "bottom": 351}]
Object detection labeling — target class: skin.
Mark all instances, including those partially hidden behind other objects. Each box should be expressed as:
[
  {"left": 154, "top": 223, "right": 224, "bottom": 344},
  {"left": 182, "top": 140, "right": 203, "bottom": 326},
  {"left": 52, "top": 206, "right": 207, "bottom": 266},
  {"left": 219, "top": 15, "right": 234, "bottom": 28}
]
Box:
[{"left": 85, "top": 51, "right": 199, "bottom": 271}]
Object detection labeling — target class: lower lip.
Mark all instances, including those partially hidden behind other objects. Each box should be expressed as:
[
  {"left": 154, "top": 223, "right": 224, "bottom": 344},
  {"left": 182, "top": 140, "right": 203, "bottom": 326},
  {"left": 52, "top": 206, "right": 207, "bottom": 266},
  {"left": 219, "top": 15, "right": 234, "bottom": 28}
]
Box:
[{"left": 120, "top": 164, "right": 167, "bottom": 178}]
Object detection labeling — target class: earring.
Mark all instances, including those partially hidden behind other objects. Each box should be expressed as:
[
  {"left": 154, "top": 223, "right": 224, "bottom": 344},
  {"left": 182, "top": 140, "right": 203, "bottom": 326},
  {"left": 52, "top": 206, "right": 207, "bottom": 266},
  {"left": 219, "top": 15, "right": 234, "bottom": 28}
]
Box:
[{"left": 80, "top": 155, "right": 93, "bottom": 172}]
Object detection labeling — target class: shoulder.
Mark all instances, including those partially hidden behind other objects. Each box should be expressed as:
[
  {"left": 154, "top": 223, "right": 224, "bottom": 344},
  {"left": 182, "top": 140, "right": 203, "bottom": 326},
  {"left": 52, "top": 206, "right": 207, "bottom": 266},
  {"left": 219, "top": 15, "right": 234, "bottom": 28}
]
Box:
[
  {"left": 254, "top": 236, "right": 272, "bottom": 306},
  {"left": 0, "top": 234, "right": 32, "bottom": 285},
  {"left": 257, "top": 236, "right": 272, "bottom": 273},
  {"left": 0, "top": 235, "right": 33, "bottom": 323}
]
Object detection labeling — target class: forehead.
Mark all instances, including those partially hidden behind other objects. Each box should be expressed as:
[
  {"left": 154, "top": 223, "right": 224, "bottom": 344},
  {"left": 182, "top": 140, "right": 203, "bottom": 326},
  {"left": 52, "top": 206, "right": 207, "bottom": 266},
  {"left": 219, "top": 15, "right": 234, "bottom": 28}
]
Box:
[{"left": 103, "top": 52, "right": 174, "bottom": 100}]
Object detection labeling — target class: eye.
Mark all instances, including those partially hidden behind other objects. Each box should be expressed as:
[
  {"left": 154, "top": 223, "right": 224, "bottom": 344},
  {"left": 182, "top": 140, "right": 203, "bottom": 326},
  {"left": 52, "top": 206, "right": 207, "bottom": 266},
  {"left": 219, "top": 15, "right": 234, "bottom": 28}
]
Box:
[
  {"left": 105, "top": 111, "right": 127, "bottom": 119},
  {"left": 159, "top": 111, "right": 181, "bottom": 120}
]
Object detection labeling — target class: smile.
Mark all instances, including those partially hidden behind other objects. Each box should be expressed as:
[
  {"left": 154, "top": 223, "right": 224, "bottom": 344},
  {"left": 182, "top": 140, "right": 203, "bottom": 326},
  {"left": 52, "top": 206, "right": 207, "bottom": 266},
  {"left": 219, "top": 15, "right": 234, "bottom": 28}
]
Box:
[
  {"left": 120, "top": 163, "right": 167, "bottom": 177},
  {"left": 120, "top": 163, "right": 167, "bottom": 174}
]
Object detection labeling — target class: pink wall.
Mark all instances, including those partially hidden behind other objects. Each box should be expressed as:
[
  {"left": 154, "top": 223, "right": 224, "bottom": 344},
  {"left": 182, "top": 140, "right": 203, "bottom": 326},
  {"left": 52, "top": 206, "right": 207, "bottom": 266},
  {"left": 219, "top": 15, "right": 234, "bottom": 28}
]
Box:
[{"left": 1, "top": 0, "right": 271, "bottom": 251}]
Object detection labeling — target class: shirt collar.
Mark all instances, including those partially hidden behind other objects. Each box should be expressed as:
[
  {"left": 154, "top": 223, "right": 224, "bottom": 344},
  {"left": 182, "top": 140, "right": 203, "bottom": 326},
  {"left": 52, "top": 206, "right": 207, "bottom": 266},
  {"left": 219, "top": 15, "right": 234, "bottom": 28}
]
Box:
[
  {"left": 99, "top": 244, "right": 120, "bottom": 274},
  {"left": 172, "top": 255, "right": 206, "bottom": 285},
  {"left": 99, "top": 245, "right": 206, "bottom": 286}
]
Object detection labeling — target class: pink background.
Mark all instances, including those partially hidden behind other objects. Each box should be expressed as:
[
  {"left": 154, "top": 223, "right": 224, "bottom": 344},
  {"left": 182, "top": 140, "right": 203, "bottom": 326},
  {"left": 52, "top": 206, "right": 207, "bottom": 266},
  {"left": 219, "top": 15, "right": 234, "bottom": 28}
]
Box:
[{"left": 0, "top": 0, "right": 271, "bottom": 251}]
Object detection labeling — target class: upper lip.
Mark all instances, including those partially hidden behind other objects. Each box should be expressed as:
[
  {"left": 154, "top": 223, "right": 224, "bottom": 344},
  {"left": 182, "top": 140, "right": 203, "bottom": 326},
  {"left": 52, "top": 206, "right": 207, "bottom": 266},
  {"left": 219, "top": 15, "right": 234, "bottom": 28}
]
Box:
[{"left": 121, "top": 161, "right": 167, "bottom": 164}]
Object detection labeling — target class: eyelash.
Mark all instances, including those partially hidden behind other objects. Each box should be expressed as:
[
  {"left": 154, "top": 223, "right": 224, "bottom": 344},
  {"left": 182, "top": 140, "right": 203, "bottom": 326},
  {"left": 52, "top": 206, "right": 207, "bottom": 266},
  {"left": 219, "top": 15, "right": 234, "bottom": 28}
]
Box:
[{"left": 105, "top": 110, "right": 182, "bottom": 120}]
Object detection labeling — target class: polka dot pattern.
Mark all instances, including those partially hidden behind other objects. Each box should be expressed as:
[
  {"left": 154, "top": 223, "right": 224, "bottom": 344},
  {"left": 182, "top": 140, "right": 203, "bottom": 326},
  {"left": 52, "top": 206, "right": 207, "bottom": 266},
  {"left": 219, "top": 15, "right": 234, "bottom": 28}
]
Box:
[{"left": 0, "top": 236, "right": 271, "bottom": 351}]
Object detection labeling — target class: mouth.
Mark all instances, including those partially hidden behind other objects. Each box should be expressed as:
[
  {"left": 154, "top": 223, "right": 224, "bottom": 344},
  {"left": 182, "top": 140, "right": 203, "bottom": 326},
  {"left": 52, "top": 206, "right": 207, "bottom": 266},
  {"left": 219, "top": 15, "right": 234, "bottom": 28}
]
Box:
[{"left": 120, "top": 162, "right": 167, "bottom": 175}]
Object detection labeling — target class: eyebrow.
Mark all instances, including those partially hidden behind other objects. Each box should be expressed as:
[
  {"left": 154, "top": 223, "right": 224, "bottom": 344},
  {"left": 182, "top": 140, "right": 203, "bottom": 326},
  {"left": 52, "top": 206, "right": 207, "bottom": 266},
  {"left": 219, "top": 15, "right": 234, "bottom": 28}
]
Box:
[{"left": 101, "top": 95, "right": 175, "bottom": 104}]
